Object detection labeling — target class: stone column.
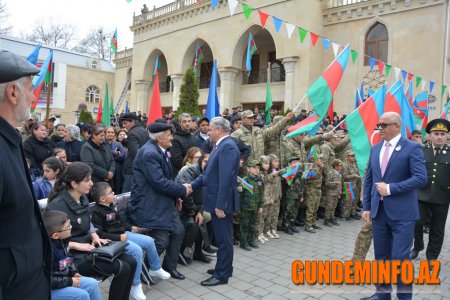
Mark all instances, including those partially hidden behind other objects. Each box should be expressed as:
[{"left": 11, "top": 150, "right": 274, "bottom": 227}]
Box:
[
  {"left": 134, "top": 80, "right": 150, "bottom": 112},
  {"left": 171, "top": 74, "right": 184, "bottom": 111},
  {"left": 218, "top": 67, "right": 239, "bottom": 112},
  {"left": 282, "top": 57, "right": 299, "bottom": 110}
]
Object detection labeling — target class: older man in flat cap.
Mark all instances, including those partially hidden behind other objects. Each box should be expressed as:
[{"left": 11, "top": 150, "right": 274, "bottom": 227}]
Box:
[
  {"left": 0, "top": 51, "right": 52, "bottom": 299},
  {"left": 127, "top": 122, "right": 192, "bottom": 280},
  {"left": 410, "top": 118, "right": 450, "bottom": 261}
]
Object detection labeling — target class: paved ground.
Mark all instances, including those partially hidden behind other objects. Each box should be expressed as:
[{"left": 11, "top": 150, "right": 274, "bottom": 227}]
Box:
[{"left": 100, "top": 216, "right": 450, "bottom": 299}]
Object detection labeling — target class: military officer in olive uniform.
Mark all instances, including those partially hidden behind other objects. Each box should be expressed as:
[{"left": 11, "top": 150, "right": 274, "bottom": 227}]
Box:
[{"left": 410, "top": 119, "right": 450, "bottom": 260}]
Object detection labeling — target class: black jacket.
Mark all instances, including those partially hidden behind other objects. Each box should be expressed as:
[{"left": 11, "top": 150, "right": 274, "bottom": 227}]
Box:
[
  {"left": 124, "top": 124, "right": 149, "bottom": 175},
  {"left": 56, "top": 139, "right": 84, "bottom": 162},
  {"left": 91, "top": 203, "right": 131, "bottom": 241},
  {"left": 171, "top": 127, "right": 197, "bottom": 175},
  {"left": 0, "top": 117, "right": 51, "bottom": 299},
  {"left": 80, "top": 139, "right": 116, "bottom": 183},
  {"left": 175, "top": 163, "right": 204, "bottom": 219},
  {"left": 23, "top": 134, "right": 55, "bottom": 170},
  {"left": 50, "top": 239, "right": 76, "bottom": 289}
]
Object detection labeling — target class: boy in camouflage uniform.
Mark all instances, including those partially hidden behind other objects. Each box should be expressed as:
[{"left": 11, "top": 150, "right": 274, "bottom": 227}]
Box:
[
  {"left": 340, "top": 151, "right": 362, "bottom": 220},
  {"left": 304, "top": 154, "right": 324, "bottom": 233},
  {"left": 282, "top": 156, "right": 303, "bottom": 235},
  {"left": 264, "top": 154, "right": 282, "bottom": 239},
  {"left": 324, "top": 159, "right": 343, "bottom": 227},
  {"left": 239, "top": 160, "right": 264, "bottom": 251},
  {"left": 256, "top": 155, "right": 271, "bottom": 244}
]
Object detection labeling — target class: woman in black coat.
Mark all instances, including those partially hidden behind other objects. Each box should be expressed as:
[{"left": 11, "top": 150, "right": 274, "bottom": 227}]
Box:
[
  {"left": 56, "top": 124, "right": 84, "bottom": 162},
  {"left": 46, "top": 162, "right": 136, "bottom": 300},
  {"left": 23, "top": 121, "right": 55, "bottom": 177},
  {"left": 80, "top": 125, "right": 116, "bottom": 185}
]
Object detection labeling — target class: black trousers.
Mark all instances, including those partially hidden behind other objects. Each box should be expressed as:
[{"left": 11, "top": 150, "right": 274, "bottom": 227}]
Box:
[
  {"left": 152, "top": 212, "right": 185, "bottom": 273},
  {"left": 77, "top": 253, "right": 136, "bottom": 300},
  {"left": 414, "top": 200, "right": 449, "bottom": 260}
]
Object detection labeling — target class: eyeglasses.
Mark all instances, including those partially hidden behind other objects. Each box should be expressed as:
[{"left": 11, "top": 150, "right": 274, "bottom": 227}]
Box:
[
  {"left": 376, "top": 123, "right": 396, "bottom": 129},
  {"left": 193, "top": 156, "right": 202, "bottom": 159},
  {"left": 55, "top": 224, "right": 72, "bottom": 233}
]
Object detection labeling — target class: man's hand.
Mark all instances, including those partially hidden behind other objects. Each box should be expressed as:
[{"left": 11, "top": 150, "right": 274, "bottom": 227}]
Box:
[
  {"left": 183, "top": 183, "right": 193, "bottom": 196},
  {"left": 195, "top": 212, "right": 204, "bottom": 225},
  {"left": 106, "top": 172, "right": 114, "bottom": 181},
  {"left": 120, "top": 234, "right": 128, "bottom": 241},
  {"left": 258, "top": 207, "right": 263, "bottom": 214},
  {"left": 176, "top": 198, "right": 183, "bottom": 212},
  {"left": 72, "top": 276, "right": 81, "bottom": 287},
  {"left": 375, "top": 182, "right": 389, "bottom": 196},
  {"left": 323, "top": 132, "right": 332, "bottom": 140},
  {"left": 362, "top": 211, "right": 371, "bottom": 222},
  {"left": 131, "top": 226, "right": 139, "bottom": 233},
  {"left": 215, "top": 208, "right": 225, "bottom": 219},
  {"left": 285, "top": 111, "right": 295, "bottom": 120}
]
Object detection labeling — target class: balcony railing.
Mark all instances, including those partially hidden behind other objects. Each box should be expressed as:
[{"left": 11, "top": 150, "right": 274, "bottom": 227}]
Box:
[
  {"left": 133, "top": 0, "right": 202, "bottom": 25},
  {"left": 115, "top": 48, "right": 133, "bottom": 60},
  {"left": 242, "top": 67, "right": 285, "bottom": 85},
  {"left": 323, "top": 0, "right": 370, "bottom": 9},
  {"left": 159, "top": 81, "right": 172, "bottom": 93},
  {"left": 198, "top": 77, "right": 221, "bottom": 89}
]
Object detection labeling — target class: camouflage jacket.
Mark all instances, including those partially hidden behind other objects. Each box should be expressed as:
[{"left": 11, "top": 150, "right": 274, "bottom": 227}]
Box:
[
  {"left": 282, "top": 135, "right": 323, "bottom": 167},
  {"left": 261, "top": 170, "right": 282, "bottom": 204},
  {"left": 231, "top": 117, "right": 289, "bottom": 161},
  {"left": 342, "top": 161, "right": 360, "bottom": 187},
  {"left": 325, "top": 170, "right": 342, "bottom": 196},
  {"left": 335, "top": 138, "right": 352, "bottom": 161},
  {"left": 304, "top": 163, "right": 323, "bottom": 186},
  {"left": 320, "top": 141, "right": 335, "bottom": 175},
  {"left": 285, "top": 174, "right": 304, "bottom": 200},
  {"left": 239, "top": 174, "right": 264, "bottom": 211}
]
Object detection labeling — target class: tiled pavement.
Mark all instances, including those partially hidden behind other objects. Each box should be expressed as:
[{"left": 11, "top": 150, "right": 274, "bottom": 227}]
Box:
[{"left": 100, "top": 217, "right": 450, "bottom": 299}]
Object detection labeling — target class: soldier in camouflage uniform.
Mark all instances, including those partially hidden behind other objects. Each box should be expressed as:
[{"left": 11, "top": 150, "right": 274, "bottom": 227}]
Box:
[
  {"left": 304, "top": 153, "right": 324, "bottom": 233},
  {"left": 324, "top": 159, "right": 343, "bottom": 227},
  {"left": 282, "top": 132, "right": 323, "bottom": 167},
  {"left": 256, "top": 155, "right": 271, "bottom": 244},
  {"left": 265, "top": 115, "right": 285, "bottom": 165},
  {"left": 335, "top": 130, "right": 353, "bottom": 161},
  {"left": 231, "top": 110, "right": 294, "bottom": 163},
  {"left": 340, "top": 151, "right": 362, "bottom": 220},
  {"left": 239, "top": 159, "right": 264, "bottom": 251},
  {"left": 264, "top": 154, "right": 282, "bottom": 239},
  {"left": 281, "top": 156, "right": 303, "bottom": 235},
  {"left": 352, "top": 221, "right": 373, "bottom": 260}
]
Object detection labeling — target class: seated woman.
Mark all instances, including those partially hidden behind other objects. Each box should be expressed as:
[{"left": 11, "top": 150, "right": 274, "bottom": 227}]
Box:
[
  {"left": 33, "top": 156, "right": 65, "bottom": 201},
  {"left": 175, "top": 151, "right": 214, "bottom": 264},
  {"left": 90, "top": 182, "right": 171, "bottom": 285},
  {"left": 46, "top": 162, "right": 141, "bottom": 300}
]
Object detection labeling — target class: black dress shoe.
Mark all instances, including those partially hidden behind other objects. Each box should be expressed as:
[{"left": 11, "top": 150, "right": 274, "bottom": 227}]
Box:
[
  {"left": 410, "top": 248, "right": 422, "bottom": 260},
  {"left": 240, "top": 244, "right": 251, "bottom": 251},
  {"left": 193, "top": 254, "right": 212, "bottom": 263},
  {"left": 291, "top": 226, "right": 299, "bottom": 233},
  {"left": 360, "top": 294, "right": 379, "bottom": 300},
  {"left": 248, "top": 241, "right": 259, "bottom": 248},
  {"left": 207, "top": 268, "right": 215, "bottom": 275},
  {"left": 284, "top": 227, "right": 294, "bottom": 235},
  {"left": 201, "top": 276, "right": 227, "bottom": 286},
  {"left": 169, "top": 269, "right": 185, "bottom": 280}
]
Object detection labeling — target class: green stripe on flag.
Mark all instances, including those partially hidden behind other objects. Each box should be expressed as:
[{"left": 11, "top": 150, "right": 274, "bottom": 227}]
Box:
[
  {"left": 346, "top": 111, "right": 371, "bottom": 178},
  {"left": 306, "top": 76, "right": 333, "bottom": 118}
]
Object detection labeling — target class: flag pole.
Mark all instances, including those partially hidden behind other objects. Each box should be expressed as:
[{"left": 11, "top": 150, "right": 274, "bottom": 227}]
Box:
[{"left": 292, "top": 93, "right": 307, "bottom": 114}]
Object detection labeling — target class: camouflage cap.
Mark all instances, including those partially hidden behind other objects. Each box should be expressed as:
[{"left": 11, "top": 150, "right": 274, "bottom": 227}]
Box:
[
  {"left": 288, "top": 156, "right": 300, "bottom": 163},
  {"left": 323, "top": 132, "right": 338, "bottom": 141},
  {"left": 325, "top": 125, "right": 334, "bottom": 132},
  {"left": 246, "top": 159, "right": 261, "bottom": 167},
  {"left": 332, "top": 159, "right": 344, "bottom": 167},
  {"left": 336, "top": 130, "right": 345, "bottom": 138},
  {"left": 241, "top": 110, "right": 255, "bottom": 118}
]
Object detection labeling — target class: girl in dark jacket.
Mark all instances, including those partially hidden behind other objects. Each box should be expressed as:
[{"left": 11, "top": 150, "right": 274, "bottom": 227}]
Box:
[
  {"left": 23, "top": 122, "right": 55, "bottom": 177},
  {"left": 46, "top": 162, "right": 137, "bottom": 300},
  {"left": 42, "top": 210, "right": 102, "bottom": 300},
  {"left": 80, "top": 125, "right": 116, "bottom": 185}
]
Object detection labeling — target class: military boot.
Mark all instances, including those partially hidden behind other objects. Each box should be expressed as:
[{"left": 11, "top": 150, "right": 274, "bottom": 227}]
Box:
[{"left": 324, "top": 218, "right": 332, "bottom": 227}]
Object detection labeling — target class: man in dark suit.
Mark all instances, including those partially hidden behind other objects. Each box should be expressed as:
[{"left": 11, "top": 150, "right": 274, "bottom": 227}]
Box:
[
  {"left": 410, "top": 119, "right": 450, "bottom": 260},
  {"left": 362, "top": 112, "right": 427, "bottom": 300},
  {"left": 127, "top": 122, "right": 192, "bottom": 280},
  {"left": 0, "top": 51, "right": 52, "bottom": 299},
  {"left": 199, "top": 117, "right": 240, "bottom": 286}
]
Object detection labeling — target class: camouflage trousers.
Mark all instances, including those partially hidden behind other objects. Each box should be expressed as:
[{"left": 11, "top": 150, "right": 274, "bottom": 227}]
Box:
[
  {"left": 304, "top": 186, "right": 321, "bottom": 228},
  {"left": 240, "top": 209, "right": 258, "bottom": 246},
  {"left": 340, "top": 196, "right": 357, "bottom": 218},
  {"left": 324, "top": 194, "right": 340, "bottom": 220},
  {"left": 283, "top": 197, "right": 299, "bottom": 227},
  {"left": 319, "top": 178, "right": 327, "bottom": 207},
  {"left": 256, "top": 204, "right": 268, "bottom": 237},
  {"left": 352, "top": 221, "right": 373, "bottom": 261},
  {"left": 265, "top": 198, "right": 281, "bottom": 232}
]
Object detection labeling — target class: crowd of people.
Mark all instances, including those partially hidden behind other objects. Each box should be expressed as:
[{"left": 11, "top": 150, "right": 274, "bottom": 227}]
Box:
[{"left": 1, "top": 50, "right": 450, "bottom": 300}]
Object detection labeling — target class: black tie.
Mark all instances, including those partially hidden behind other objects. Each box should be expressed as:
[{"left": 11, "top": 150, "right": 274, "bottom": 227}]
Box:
[{"left": 435, "top": 148, "right": 441, "bottom": 159}]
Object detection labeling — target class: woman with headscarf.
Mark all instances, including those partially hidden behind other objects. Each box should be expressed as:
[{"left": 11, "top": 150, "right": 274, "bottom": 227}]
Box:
[
  {"left": 56, "top": 124, "right": 84, "bottom": 162},
  {"left": 23, "top": 122, "right": 55, "bottom": 177}
]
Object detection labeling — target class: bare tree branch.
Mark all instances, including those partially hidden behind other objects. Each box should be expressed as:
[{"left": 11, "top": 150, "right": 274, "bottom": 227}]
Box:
[
  {"left": 26, "top": 18, "right": 76, "bottom": 49},
  {"left": 73, "top": 26, "right": 114, "bottom": 61},
  {"left": 0, "top": 0, "right": 12, "bottom": 35}
]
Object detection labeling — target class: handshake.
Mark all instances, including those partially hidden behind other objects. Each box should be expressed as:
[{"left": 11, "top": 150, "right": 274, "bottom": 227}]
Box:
[{"left": 183, "top": 183, "right": 193, "bottom": 196}]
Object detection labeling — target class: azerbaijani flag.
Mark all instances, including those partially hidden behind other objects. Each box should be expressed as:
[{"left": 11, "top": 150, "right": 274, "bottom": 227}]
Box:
[
  {"left": 31, "top": 49, "right": 53, "bottom": 112},
  {"left": 287, "top": 112, "right": 319, "bottom": 135},
  {"left": 96, "top": 98, "right": 103, "bottom": 122},
  {"left": 412, "top": 91, "right": 428, "bottom": 120},
  {"left": 147, "top": 71, "right": 162, "bottom": 124},
  {"left": 354, "top": 88, "right": 363, "bottom": 109},
  {"left": 194, "top": 43, "right": 204, "bottom": 76},
  {"left": 153, "top": 55, "right": 159, "bottom": 76},
  {"left": 393, "top": 83, "right": 417, "bottom": 138},
  {"left": 405, "top": 80, "right": 413, "bottom": 106},
  {"left": 110, "top": 29, "right": 118, "bottom": 54},
  {"left": 237, "top": 176, "right": 254, "bottom": 194},
  {"left": 346, "top": 84, "right": 386, "bottom": 177},
  {"left": 245, "top": 33, "right": 257, "bottom": 75},
  {"left": 440, "top": 102, "right": 449, "bottom": 119},
  {"left": 281, "top": 163, "right": 300, "bottom": 185},
  {"left": 301, "top": 163, "right": 314, "bottom": 179},
  {"left": 286, "top": 44, "right": 350, "bottom": 138},
  {"left": 308, "top": 146, "right": 318, "bottom": 161},
  {"left": 343, "top": 182, "right": 356, "bottom": 201}
]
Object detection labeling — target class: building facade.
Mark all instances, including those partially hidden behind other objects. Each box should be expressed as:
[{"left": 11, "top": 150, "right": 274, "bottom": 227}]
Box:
[
  {"left": 114, "top": 0, "right": 449, "bottom": 118},
  {"left": 0, "top": 36, "right": 115, "bottom": 124}
]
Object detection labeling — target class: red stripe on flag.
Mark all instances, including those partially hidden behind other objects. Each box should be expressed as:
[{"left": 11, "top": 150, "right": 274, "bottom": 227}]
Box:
[
  {"left": 322, "top": 62, "right": 344, "bottom": 95},
  {"left": 385, "top": 91, "right": 401, "bottom": 113},
  {"left": 287, "top": 114, "right": 319, "bottom": 133}
]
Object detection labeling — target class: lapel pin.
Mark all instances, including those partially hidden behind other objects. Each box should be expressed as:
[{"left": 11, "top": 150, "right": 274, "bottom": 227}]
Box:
[
  {"left": 395, "top": 145, "right": 401, "bottom": 151},
  {"left": 77, "top": 217, "right": 81, "bottom": 224},
  {"left": 443, "top": 150, "right": 447, "bottom": 155}
]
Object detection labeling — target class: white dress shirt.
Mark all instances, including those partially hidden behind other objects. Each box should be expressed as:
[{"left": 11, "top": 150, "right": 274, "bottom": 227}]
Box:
[{"left": 378, "top": 133, "right": 401, "bottom": 195}]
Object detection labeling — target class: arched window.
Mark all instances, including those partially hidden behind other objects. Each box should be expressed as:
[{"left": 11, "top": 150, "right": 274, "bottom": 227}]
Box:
[
  {"left": 365, "top": 22, "right": 388, "bottom": 66},
  {"left": 91, "top": 60, "right": 98, "bottom": 69},
  {"left": 85, "top": 85, "right": 100, "bottom": 103}
]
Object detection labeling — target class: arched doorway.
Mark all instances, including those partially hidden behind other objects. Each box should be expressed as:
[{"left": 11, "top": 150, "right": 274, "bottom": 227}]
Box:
[{"left": 181, "top": 39, "right": 215, "bottom": 89}]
